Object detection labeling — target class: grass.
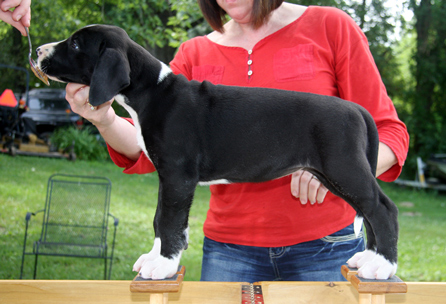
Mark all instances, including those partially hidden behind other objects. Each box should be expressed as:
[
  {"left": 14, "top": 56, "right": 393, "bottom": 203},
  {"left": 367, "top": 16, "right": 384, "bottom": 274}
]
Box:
[
  {"left": 0, "top": 154, "right": 209, "bottom": 281},
  {"left": 379, "top": 181, "right": 446, "bottom": 281},
  {"left": 0, "top": 153, "right": 445, "bottom": 282}
]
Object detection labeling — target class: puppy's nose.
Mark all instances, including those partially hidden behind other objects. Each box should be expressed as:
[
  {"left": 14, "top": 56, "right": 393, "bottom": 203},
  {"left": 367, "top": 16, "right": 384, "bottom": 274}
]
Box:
[{"left": 36, "top": 47, "right": 41, "bottom": 57}]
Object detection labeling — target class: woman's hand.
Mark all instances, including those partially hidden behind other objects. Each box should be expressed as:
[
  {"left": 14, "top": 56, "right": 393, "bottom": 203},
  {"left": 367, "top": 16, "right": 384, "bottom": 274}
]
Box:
[
  {"left": 65, "top": 83, "right": 142, "bottom": 161},
  {"left": 65, "top": 83, "right": 116, "bottom": 130},
  {"left": 0, "top": 0, "right": 31, "bottom": 36},
  {"left": 290, "top": 143, "right": 397, "bottom": 205},
  {"left": 291, "top": 169, "right": 328, "bottom": 205}
]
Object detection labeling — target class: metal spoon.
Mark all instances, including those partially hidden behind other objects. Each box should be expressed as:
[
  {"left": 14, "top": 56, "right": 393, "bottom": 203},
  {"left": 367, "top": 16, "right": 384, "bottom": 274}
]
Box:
[{"left": 25, "top": 27, "right": 50, "bottom": 85}]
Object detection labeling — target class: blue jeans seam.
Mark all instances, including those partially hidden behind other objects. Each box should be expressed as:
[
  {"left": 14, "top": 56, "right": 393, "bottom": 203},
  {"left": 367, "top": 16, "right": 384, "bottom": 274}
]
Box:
[{"left": 269, "top": 248, "right": 283, "bottom": 280}]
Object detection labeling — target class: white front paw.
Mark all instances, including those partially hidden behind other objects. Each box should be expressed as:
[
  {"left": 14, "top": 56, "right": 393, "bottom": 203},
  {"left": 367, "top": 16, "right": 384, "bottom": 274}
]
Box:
[
  {"left": 133, "top": 238, "right": 161, "bottom": 272},
  {"left": 139, "top": 255, "right": 181, "bottom": 280},
  {"left": 132, "top": 237, "right": 182, "bottom": 280}
]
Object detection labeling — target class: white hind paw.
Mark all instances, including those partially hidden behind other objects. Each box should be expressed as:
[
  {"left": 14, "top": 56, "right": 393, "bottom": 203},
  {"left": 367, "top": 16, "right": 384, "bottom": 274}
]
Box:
[{"left": 347, "top": 250, "right": 397, "bottom": 279}]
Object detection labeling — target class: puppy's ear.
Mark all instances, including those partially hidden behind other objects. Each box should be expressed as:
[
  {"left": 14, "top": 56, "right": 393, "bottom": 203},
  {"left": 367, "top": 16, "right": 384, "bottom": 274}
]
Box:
[{"left": 89, "top": 48, "right": 130, "bottom": 106}]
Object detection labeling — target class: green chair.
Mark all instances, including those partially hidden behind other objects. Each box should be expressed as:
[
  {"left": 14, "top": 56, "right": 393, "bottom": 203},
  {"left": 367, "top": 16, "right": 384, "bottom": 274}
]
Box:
[{"left": 20, "top": 174, "right": 118, "bottom": 279}]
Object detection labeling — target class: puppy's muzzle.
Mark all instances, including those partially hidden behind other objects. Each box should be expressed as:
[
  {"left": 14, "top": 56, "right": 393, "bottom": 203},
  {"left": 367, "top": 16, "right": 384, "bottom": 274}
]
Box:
[{"left": 36, "top": 42, "right": 64, "bottom": 83}]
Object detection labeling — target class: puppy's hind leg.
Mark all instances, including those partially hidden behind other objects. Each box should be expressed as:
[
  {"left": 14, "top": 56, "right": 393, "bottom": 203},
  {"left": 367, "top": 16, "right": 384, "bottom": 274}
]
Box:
[
  {"left": 335, "top": 172, "right": 399, "bottom": 279},
  {"left": 347, "top": 187, "right": 398, "bottom": 279},
  {"left": 320, "top": 149, "right": 398, "bottom": 279}
]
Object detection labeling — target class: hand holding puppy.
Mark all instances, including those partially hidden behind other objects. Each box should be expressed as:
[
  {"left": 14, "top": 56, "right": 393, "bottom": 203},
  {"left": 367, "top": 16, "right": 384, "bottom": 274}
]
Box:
[
  {"left": 65, "top": 83, "right": 142, "bottom": 161},
  {"left": 65, "top": 83, "right": 116, "bottom": 129},
  {"left": 291, "top": 169, "right": 329, "bottom": 204}
]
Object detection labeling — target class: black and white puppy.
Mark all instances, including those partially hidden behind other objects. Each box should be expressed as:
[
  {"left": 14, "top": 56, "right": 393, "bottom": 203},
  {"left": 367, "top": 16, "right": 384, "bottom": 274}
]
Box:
[{"left": 36, "top": 25, "right": 399, "bottom": 280}]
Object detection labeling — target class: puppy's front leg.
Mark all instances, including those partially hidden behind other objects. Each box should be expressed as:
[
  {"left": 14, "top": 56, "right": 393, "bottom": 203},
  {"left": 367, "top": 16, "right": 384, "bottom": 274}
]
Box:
[
  {"left": 134, "top": 179, "right": 195, "bottom": 280},
  {"left": 133, "top": 235, "right": 186, "bottom": 280}
]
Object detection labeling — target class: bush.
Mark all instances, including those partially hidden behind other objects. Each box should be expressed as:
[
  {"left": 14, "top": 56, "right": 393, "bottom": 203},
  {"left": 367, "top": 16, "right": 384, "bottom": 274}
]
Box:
[{"left": 51, "top": 126, "right": 109, "bottom": 161}]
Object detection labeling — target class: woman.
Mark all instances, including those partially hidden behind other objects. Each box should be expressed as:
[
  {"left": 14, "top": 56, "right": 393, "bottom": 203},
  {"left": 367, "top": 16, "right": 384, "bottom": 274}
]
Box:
[
  {"left": 66, "top": 0, "right": 409, "bottom": 282},
  {"left": 0, "top": 0, "right": 31, "bottom": 35}
]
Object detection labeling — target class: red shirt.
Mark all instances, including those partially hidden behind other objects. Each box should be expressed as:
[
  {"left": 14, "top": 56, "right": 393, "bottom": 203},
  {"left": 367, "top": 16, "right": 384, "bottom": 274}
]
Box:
[{"left": 108, "top": 6, "right": 409, "bottom": 247}]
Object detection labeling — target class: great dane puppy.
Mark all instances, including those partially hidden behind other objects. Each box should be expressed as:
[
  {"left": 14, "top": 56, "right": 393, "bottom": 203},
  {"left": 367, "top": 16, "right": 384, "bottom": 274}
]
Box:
[{"left": 36, "top": 25, "right": 399, "bottom": 280}]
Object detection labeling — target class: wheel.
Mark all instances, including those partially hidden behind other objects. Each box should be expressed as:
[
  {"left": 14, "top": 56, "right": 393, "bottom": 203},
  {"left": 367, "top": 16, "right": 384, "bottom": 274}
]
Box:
[{"left": 9, "top": 145, "right": 17, "bottom": 156}]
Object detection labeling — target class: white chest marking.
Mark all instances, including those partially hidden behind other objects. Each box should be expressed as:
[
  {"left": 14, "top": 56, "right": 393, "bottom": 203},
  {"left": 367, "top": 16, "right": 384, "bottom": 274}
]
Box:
[
  {"left": 158, "top": 62, "right": 172, "bottom": 84},
  {"left": 114, "top": 94, "right": 152, "bottom": 163},
  {"left": 198, "top": 179, "right": 231, "bottom": 186},
  {"left": 354, "top": 215, "right": 364, "bottom": 238}
]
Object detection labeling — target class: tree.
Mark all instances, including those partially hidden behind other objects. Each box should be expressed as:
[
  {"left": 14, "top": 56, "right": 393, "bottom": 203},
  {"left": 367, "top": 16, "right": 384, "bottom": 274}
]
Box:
[
  {"left": 407, "top": 0, "right": 446, "bottom": 165},
  {"left": 0, "top": 0, "right": 109, "bottom": 92},
  {"left": 347, "top": 0, "right": 404, "bottom": 98}
]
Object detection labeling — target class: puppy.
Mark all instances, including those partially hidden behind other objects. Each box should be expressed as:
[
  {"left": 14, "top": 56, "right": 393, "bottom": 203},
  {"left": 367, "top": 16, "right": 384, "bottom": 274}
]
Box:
[{"left": 36, "top": 25, "right": 399, "bottom": 280}]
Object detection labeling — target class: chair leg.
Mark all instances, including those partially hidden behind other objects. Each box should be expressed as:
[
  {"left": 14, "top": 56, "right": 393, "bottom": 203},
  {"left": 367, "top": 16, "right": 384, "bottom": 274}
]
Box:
[
  {"left": 108, "top": 222, "right": 118, "bottom": 280},
  {"left": 19, "top": 254, "right": 26, "bottom": 279},
  {"left": 108, "top": 257, "right": 113, "bottom": 280},
  {"left": 33, "top": 254, "right": 38, "bottom": 280},
  {"left": 20, "top": 213, "right": 31, "bottom": 279},
  {"left": 104, "top": 257, "right": 107, "bottom": 280}
]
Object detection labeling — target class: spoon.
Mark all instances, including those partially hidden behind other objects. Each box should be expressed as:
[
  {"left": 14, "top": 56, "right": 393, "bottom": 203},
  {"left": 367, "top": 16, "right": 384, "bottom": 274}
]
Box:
[{"left": 25, "top": 27, "right": 50, "bottom": 85}]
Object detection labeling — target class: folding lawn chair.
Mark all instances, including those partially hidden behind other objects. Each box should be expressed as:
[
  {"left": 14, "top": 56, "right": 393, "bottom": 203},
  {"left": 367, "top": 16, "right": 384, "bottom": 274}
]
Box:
[{"left": 20, "top": 174, "right": 119, "bottom": 279}]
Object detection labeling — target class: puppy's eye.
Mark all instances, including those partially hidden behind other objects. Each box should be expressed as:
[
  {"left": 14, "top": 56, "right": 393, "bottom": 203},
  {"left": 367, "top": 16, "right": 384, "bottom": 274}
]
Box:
[{"left": 71, "top": 40, "right": 79, "bottom": 50}]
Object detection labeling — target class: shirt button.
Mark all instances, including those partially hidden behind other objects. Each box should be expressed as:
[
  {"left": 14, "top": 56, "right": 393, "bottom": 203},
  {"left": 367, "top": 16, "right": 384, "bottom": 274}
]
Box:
[
  {"left": 248, "top": 50, "right": 253, "bottom": 55},
  {"left": 248, "top": 70, "right": 253, "bottom": 76},
  {"left": 247, "top": 60, "right": 253, "bottom": 65}
]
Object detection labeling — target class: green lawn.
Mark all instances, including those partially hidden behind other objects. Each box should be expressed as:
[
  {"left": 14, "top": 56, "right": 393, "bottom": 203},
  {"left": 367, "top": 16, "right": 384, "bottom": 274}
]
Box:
[{"left": 0, "top": 153, "right": 445, "bottom": 282}]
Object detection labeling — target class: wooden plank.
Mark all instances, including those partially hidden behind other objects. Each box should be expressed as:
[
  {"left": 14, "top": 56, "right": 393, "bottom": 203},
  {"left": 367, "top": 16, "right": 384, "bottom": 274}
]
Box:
[
  {"left": 0, "top": 280, "right": 445, "bottom": 304},
  {"left": 341, "top": 265, "right": 408, "bottom": 294},
  {"left": 341, "top": 265, "right": 357, "bottom": 282},
  {"left": 260, "top": 282, "right": 446, "bottom": 304},
  {"left": 350, "top": 275, "right": 408, "bottom": 294},
  {"left": 130, "top": 265, "right": 185, "bottom": 293},
  {"left": 261, "top": 282, "right": 358, "bottom": 304},
  {"left": 388, "top": 282, "right": 446, "bottom": 304},
  {"left": 0, "top": 281, "right": 242, "bottom": 304}
]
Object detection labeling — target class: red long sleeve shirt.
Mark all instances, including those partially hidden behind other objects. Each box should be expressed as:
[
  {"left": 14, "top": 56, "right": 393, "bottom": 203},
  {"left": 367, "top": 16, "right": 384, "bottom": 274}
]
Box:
[{"left": 108, "top": 6, "right": 409, "bottom": 247}]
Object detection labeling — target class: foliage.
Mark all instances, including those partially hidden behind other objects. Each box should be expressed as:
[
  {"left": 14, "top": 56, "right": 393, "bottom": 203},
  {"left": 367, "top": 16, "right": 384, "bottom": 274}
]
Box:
[
  {"left": 50, "top": 126, "right": 109, "bottom": 161},
  {"left": 346, "top": 0, "right": 406, "bottom": 97},
  {"left": 104, "top": 0, "right": 176, "bottom": 62},
  {"left": 166, "top": 0, "right": 212, "bottom": 48},
  {"left": 405, "top": 0, "right": 446, "bottom": 171}
]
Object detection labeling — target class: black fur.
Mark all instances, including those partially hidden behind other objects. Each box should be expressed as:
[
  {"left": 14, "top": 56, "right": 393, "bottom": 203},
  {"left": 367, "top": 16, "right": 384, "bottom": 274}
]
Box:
[{"left": 38, "top": 25, "right": 399, "bottom": 276}]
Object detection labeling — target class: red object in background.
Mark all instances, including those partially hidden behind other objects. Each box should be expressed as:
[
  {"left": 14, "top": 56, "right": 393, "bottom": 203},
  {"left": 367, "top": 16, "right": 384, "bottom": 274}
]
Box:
[{"left": 0, "top": 89, "right": 18, "bottom": 107}]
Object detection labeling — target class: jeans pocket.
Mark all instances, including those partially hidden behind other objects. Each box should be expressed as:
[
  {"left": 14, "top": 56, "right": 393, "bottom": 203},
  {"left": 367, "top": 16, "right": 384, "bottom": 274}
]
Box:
[
  {"left": 320, "top": 230, "right": 364, "bottom": 243},
  {"left": 320, "top": 224, "right": 364, "bottom": 243}
]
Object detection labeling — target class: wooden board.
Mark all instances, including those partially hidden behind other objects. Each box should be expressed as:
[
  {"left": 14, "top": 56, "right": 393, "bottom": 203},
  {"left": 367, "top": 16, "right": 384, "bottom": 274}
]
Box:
[
  {"left": 341, "top": 265, "right": 408, "bottom": 294},
  {"left": 130, "top": 265, "right": 185, "bottom": 293},
  {"left": 0, "top": 280, "right": 445, "bottom": 304}
]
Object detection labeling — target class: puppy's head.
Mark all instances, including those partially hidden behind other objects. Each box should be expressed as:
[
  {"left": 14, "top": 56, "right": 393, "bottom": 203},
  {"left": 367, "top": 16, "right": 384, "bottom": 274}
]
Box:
[{"left": 37, "top": 25, "right": 131, "bottom": 106}]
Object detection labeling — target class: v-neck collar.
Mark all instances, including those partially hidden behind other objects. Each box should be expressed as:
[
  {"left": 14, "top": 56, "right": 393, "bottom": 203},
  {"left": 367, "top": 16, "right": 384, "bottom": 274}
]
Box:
[{"left": 204, "top": 6, "right": 312, "bottom": 53}]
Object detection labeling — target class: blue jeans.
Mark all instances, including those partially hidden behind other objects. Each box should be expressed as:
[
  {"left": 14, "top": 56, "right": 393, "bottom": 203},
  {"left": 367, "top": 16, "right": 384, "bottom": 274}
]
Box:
[{"left": 200, "top": 223, "right": 364, "bottom": 282}]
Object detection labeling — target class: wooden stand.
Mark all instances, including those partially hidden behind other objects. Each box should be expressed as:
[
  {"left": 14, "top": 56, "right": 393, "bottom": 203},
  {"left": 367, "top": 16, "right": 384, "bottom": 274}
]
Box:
[
  {"left": 130, "top": 265, "right": 185, "bottom": 304},
  {"left": 341, "top": 265, "right": 407, "bottom": 304}
]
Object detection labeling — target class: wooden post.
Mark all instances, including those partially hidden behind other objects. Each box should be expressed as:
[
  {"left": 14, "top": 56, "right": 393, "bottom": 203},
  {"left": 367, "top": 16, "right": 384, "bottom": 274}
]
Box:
[
  {"left": 130, "top": 266, "right": 185, "bottom": 304},
  {"left": 341, "top": 265, "right": 407, "bottom": 304}
]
